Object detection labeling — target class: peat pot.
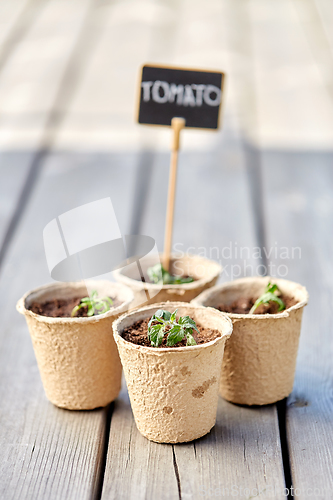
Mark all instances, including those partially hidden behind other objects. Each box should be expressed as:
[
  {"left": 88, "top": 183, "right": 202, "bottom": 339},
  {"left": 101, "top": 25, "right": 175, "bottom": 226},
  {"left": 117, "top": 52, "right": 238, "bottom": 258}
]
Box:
[
  {"left": 113, "top": 301, "right": 232, "bottom": 443},
  {"left": 113, "top": 253, "right": 222, "bottom": 307},
  {"left": 192, "top": 277, "right": 308, "bottom": 405},
  {"left": 17, "top": 281, "right": 134, "bottom": 410}
]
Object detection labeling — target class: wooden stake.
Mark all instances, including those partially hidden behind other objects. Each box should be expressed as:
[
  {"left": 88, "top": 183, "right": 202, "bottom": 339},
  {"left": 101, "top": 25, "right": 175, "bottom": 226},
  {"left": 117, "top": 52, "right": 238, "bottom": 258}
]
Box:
[{"left": 163, "top": 117, "right": 186, "bottom": 271}]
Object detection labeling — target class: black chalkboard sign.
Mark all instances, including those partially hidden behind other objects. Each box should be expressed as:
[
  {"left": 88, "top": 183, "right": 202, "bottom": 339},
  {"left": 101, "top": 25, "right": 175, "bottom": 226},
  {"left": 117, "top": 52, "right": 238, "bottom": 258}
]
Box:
[{"left": 138, "top": 64, "right": 224, "bottom": 130}]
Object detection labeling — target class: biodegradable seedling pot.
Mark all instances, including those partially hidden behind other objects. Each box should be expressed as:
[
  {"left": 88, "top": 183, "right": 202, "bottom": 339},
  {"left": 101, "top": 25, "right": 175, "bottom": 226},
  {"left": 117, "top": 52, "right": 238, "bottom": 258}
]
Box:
[
  {"left": 113, "top": 301, "right": 232, "bottom": 443},
  {"left": 192, "top": 277, "right": 308, "bottom": 406},
  {"left": 113, "top": 253, "right": 222, "bottom": 307},
  {"left": 17, "top": 280, "right": 134, "bottom": 410}
]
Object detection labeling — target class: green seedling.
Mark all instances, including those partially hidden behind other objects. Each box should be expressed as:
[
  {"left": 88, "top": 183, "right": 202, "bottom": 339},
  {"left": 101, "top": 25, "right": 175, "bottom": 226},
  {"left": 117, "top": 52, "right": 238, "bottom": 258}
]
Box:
[
  {"left": 147, "top": 263, "right": 194, "bottom": 285},
  {"left": 71, "top": 290, "right": 113, "bottom": 317},
  {"left": 249, "top": 282, "right": 285, "bottom": 314},
  {"left": 148, "top": 309, "right": 199, "bottom": 347}
]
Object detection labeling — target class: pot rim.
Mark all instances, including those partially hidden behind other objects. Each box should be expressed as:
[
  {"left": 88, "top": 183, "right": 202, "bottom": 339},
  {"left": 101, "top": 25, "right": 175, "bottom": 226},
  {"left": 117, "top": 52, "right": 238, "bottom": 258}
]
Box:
[
  {"left": 113, "top": 300, "right": 233, "bottom": 354},
  {"left": 192, "top": 276, "right": 309, "bottom": 320},
  {"left": 113, "top": 253, "right": 222, "bottom": 291},
  {"left": 16, "top": 280, "right": 134, "bottom": 324}
]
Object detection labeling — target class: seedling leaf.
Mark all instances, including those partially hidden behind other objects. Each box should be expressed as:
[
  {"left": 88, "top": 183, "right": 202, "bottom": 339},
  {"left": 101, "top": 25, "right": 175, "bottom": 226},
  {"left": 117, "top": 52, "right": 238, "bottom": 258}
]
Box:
[
  {"left": 147, "top": 263, "right": 194, "bottom": 285},
  {"left": 170, "top": 309, "right": 178, "bottom": 322},
  {"left": 71, "top": 290, "right": 113, "bottom": 317},
  {"left": 166, "top": 325, "right": 185, "bottom": 346},
  {"left": 149, "top": 324, "right": 165, "bottom": 346},
  {"left": 249, "top": 282, "right": 285, "bottom": 314},
  {"left": 185, "top": 330, "right": 197, "bottom": 346},
  {"left": 147, "top": 309, "right": 199, "bottom": 347},
  {"left": 178, "top": 315, "right": 200, "bottom": 334}
]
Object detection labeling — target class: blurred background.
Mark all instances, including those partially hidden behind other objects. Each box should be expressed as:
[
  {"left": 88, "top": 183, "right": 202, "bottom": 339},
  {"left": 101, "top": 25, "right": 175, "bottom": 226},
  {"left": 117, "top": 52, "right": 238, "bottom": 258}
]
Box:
[
  {"left": 1, "top": 0, "right": 332, "bottom": 150},
  {"left": 0, "top": 0, "right": 332, "bottom": 287}
]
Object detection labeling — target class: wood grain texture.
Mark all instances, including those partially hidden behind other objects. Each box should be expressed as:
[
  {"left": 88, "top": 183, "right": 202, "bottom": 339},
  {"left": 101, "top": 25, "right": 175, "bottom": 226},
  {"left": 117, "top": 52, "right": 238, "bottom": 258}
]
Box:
[
  {"left": 0, "top": 159, "right": 140, "bottom": 499},
  {"left": 262, "top": 155, "right": 333, "bottom": 498}
]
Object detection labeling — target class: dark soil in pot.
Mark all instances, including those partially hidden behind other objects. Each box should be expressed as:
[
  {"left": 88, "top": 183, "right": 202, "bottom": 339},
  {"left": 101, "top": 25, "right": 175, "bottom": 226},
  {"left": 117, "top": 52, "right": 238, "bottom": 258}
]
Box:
[
  {"left": 29, "top": 296, "right": 122, "bottom": 318},
  {"left": 122, "top": 318, "right": 221, "bottom": 348},
  {"left": 217, "top": 295, "right": 298, "bottom": 315}
]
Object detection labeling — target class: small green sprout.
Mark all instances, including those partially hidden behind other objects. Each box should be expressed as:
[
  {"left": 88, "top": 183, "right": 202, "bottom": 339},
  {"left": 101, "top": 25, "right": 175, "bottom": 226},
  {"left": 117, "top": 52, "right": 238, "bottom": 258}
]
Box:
[
  {"left": 249, "top": 282, "right": 285, "bottom": 314},
  {"left": 71, "top": 290, "right": 113, "bottom": 317},
  {"left": 148, "top": 309, "right": 199, "bottom": 347},
  {"left": 147, "top": 263, "right": 194, "bottom": 285}
]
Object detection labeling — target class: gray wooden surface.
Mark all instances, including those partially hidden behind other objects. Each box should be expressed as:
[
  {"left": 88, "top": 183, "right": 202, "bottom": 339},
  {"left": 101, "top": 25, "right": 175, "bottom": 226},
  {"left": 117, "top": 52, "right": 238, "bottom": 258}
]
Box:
[
  {"left": 0, "top": 0, "right": 332, "bottom": 498},
  {"left": 262, "top": 158, "right": 333, "bottom": 499}
]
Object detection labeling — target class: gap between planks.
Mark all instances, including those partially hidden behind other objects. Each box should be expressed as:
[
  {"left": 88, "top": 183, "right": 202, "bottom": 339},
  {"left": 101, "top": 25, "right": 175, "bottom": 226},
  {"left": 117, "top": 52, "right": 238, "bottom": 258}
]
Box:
[
  {"left": 262, "top": 156, "right": 333, "bottom": 497},
  {"left": 245, "top": 145, "right": 294, "bottom": 498},
  {"left": 0, "top": 164, "right": 42, "bottom": 273}
]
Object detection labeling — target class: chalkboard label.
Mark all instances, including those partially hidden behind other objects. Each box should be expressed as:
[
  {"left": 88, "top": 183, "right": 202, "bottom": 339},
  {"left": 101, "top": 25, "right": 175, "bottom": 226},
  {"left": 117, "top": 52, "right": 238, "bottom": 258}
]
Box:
[{"left": 138, "top": 64, "right": 224, "bottom": 129}]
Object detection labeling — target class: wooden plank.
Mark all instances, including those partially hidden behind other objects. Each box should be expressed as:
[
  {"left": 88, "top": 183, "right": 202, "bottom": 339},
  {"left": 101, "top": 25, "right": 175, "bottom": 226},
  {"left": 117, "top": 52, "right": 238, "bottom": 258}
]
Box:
[
  {"left": 0, "top": 157, "right": 140, "bottom": 499},
  {"left": 0, "top": 164, "right": 31, "bottom": 256},
  {"left": 174, "top": 399, "right": 285, "bottom": 499},
  {"left": 262, "top": 156, "right": 333, "bottom": 498}
]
